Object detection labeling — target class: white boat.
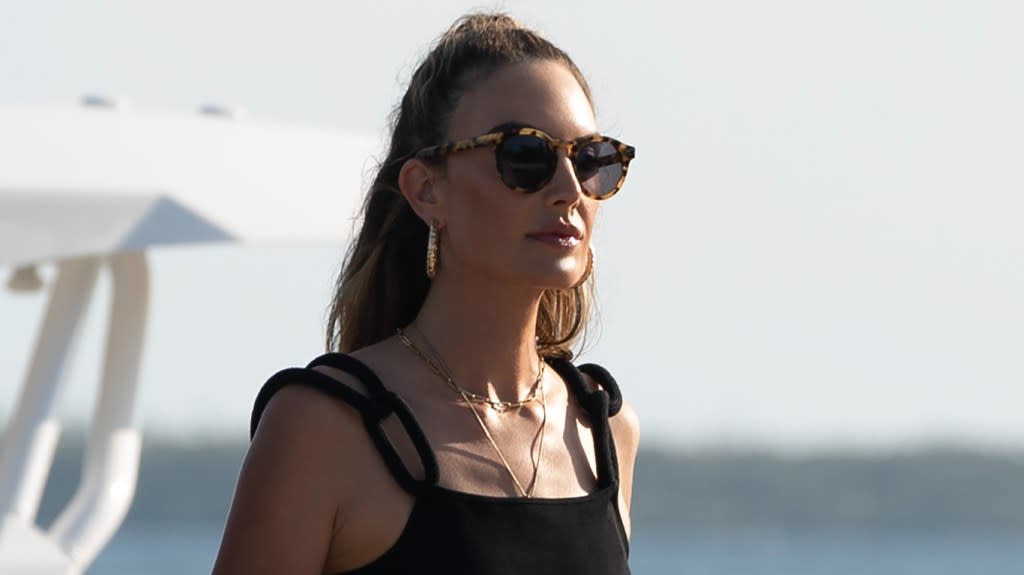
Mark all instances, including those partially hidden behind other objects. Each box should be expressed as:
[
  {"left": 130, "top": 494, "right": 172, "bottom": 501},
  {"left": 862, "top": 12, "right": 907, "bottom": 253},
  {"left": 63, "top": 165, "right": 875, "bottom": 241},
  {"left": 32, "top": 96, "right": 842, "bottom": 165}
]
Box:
[{"left": 0, "top": 98, "right": 375, "bottom": 573}]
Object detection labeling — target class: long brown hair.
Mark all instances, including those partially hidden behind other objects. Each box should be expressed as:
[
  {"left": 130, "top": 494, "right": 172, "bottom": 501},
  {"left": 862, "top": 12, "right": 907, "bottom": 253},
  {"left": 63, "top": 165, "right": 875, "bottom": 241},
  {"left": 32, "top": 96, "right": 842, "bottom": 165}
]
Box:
[{"left": 326, "top": 12, "right": 597, "bottom": 357}]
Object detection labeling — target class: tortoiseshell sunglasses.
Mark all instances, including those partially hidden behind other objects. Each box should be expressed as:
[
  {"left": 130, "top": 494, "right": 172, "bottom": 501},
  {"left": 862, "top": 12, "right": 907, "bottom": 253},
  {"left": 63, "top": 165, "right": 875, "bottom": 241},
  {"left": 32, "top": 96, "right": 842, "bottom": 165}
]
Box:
[{"left": 414, "top": 125, "right": 636, "bottom": 200}]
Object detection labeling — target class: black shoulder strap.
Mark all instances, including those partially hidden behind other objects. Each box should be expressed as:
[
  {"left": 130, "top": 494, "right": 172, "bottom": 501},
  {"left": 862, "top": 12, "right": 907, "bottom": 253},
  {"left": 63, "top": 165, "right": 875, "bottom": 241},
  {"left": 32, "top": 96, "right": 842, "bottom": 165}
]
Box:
[
  {"left": 250, "top": 353, "right": 439, "bottom": 494},
  {"left": 547, "top": 358, "right": 621, "bottom": 490},
  {"left": 577, "top": 363, "right": 623, "bottom": 417}
]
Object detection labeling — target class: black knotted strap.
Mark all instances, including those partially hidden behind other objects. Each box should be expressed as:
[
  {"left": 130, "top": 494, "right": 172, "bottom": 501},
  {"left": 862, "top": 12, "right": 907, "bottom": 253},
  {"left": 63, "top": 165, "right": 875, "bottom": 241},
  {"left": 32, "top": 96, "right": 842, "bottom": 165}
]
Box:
[
  {"left": 307, "top": 353, "right": 440, "bottom": 493},
  {"left": 548, "top": 358, "right": 619, "bottom": 490},
  {"left": 577, "top": 363, "right": 624, "bottom": 485},
  {"left": 249, "top": 353, "right": 440, "bottom": 494},
  {"left": 250, "top": 367, "right": 378, "bottom": 438},
  {"left": 577, "top": 363, "right": 623, "bottom": 417}
]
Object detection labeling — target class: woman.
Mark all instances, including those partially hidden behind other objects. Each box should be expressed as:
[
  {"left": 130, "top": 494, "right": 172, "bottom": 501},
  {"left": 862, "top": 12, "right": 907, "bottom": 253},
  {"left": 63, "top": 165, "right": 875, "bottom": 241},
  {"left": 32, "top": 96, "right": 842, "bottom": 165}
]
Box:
[{"left": 214, "top": 12, "right": 639, "bottom": 575}]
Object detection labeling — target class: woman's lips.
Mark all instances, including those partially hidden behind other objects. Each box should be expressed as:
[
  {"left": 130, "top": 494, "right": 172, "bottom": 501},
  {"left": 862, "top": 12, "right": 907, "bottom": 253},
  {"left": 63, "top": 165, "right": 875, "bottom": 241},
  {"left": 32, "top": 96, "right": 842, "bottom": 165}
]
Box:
[
  {"left": 526, "top": 222, "right": 584, "bottom": 248},
  {"left": 527, "top": 233, "right": 581, "bottom": 247}
]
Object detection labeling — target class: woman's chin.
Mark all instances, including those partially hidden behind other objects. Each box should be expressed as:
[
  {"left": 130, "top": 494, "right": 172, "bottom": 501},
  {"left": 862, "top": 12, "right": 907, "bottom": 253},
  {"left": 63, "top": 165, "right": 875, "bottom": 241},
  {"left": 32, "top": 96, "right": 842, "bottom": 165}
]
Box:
[
  {"left": 528, "top": 270, "right": 584, "bottom": 291},
  {"left": 491, "top": 257, "right": 587, "bottom": 290}
]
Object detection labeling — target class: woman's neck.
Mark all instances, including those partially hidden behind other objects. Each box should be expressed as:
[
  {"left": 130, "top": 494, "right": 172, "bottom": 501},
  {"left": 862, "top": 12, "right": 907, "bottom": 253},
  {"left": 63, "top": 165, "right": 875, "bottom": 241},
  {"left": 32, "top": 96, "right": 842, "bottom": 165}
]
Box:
[{"left": 409, "top": 272, "right": 544, "bottom": 401}]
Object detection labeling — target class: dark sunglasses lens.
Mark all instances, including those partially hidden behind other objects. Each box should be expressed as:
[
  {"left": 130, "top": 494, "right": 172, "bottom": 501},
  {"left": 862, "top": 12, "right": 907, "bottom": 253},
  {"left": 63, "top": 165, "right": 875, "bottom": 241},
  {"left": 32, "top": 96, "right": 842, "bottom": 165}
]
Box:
[
  {"left": 575, "top": 141, "right": 623, "bottom": 198},
  {"left": 496, "top": 135, "right": 556, "bottom": 192}
]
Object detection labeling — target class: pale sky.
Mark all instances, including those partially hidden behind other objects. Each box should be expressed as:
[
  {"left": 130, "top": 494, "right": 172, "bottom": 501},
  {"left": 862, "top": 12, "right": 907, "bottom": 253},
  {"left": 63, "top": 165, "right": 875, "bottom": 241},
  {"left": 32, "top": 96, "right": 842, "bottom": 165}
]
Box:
[{"left": 1, "top": 0, "right": 1022, "bottom": 449}]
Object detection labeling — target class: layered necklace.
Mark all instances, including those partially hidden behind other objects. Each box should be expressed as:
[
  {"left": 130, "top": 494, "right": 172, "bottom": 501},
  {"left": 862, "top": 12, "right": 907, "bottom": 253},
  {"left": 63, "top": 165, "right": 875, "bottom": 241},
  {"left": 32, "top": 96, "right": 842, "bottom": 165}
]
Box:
[{"left": 397, "top": 326, "right": 547, "bottom": 498}]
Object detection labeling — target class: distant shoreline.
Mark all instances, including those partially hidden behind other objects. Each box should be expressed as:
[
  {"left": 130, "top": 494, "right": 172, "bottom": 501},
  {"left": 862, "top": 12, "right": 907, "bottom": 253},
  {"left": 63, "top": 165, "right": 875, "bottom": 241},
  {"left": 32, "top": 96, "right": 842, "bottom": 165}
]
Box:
[{"left": 35, "top": 437, "right": 1024, "bottom": 532}]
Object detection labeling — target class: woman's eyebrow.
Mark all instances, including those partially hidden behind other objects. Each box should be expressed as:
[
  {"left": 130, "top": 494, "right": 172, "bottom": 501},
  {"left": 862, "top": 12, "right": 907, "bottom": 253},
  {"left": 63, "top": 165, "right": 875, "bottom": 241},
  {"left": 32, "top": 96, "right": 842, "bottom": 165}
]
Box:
[
  {"left": 486, "top": 121, "right": 534, "bottom": 133},
  {"left": 483, "top": 122, "right": 601, "bottom": 140}
]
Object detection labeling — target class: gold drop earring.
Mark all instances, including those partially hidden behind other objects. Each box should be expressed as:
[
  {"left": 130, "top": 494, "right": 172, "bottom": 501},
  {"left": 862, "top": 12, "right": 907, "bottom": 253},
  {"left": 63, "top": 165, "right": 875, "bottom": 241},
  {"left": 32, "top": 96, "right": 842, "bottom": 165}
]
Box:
[{"left": 426, "top": 220, "right": 440, "bottom": 279}]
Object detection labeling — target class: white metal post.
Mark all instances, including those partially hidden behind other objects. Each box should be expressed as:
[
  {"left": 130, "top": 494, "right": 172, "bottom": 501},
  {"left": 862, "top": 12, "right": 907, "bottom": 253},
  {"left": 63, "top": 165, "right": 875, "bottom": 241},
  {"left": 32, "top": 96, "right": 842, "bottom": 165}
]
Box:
[
  {"left": 49, "top": 252, "right": 149, "bottom": 569},
  {"left": 0, "top": 257, "right": 101, "bottom": 523}
]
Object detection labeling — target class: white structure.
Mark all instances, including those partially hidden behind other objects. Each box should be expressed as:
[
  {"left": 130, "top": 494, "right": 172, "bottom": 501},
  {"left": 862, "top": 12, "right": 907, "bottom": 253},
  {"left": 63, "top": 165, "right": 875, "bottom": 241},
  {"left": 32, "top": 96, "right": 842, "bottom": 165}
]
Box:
[{"left": 0, "top": 101, "right": 376, "bottom": 573}]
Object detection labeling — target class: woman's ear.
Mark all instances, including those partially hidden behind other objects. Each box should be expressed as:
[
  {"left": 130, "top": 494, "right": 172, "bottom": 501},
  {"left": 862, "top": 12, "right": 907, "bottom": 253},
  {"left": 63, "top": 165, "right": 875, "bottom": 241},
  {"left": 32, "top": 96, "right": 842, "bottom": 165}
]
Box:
[{"left": 398, "top": 158, "right": 445, "bottom": 225}]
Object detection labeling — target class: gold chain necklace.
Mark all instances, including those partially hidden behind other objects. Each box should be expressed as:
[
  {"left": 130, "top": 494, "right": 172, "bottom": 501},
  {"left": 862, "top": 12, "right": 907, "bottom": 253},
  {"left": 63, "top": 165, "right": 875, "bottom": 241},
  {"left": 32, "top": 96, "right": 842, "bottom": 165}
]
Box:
[
  {"left": 396, "top": 328, "right": 544, "bottom": 413},
  {"left": 397, "top": 327, "right": 547, "bottom": 498}
]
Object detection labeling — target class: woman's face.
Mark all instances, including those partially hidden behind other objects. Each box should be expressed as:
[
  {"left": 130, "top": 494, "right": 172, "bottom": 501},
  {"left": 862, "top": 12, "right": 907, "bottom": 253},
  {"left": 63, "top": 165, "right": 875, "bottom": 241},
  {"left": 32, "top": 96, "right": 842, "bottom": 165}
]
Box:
[{"left": 435, "top": 59, "right": 599, "bottom": 291}]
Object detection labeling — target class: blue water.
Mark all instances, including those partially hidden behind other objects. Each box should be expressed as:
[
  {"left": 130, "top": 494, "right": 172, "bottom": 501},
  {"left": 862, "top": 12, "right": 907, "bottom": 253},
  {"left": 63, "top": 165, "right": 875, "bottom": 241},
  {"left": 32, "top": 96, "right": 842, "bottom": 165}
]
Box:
[
  {"left": 87, "top": 524, "right": 1024, "bottom": 574},
  {"left": 628, "top": 530, "right": 1023, "bottom": 575}
]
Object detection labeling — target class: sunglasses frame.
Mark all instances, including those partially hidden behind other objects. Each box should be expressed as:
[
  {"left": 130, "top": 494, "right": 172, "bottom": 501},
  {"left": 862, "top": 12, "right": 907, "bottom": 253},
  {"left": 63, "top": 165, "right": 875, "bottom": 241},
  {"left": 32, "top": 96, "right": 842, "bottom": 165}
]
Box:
[{"left": 414, "top": 126, "right": 636, "bottom": 200}]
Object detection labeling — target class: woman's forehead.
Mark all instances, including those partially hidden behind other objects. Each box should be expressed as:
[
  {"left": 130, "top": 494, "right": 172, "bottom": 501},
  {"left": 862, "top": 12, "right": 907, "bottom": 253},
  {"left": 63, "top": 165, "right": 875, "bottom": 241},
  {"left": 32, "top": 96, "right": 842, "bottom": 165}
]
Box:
[{"left": 446, "top": 60, "right": 597, "bottom": 141}]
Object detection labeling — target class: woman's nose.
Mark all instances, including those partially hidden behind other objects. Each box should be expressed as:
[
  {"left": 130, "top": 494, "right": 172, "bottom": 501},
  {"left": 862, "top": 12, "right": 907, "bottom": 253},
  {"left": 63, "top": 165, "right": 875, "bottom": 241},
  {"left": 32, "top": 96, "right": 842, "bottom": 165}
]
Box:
[{"left": 545, "top": 153, "right": 584, "bottom": 207}]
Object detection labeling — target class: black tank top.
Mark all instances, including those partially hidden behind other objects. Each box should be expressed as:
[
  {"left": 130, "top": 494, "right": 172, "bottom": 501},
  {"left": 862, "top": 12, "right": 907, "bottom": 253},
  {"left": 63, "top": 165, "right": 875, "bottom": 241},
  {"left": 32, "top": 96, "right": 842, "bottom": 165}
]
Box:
[{"left": 250, "top": 353, "right": 631, "bottom": 575}]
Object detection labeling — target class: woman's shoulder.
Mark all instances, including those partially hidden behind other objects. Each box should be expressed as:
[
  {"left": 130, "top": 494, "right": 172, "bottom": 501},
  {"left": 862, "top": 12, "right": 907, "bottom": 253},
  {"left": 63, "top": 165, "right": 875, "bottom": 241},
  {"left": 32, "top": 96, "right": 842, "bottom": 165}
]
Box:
[
  {"left": 249, "top": 351, "right": 380, "bottom": 439},
  {"left": 249, "top": 343, "right": 419, "bottom": 465},
  {"left": 246, "top": 349, "right": 410, "bottom": 507},
  {"left": 573, "top": 362, "right": 634, "bottom": 470},
  {"left": 249, "top": 366, "right": 372, "bottom": 470},
  {"left": 608, "top": 397, "right": 640, "bottom": 453},
  {"left": 214, "top": 356, "right": 401, "bottom": 573},
  {"left": 573, "top": 360, "right": 640, "bottom": 531}
]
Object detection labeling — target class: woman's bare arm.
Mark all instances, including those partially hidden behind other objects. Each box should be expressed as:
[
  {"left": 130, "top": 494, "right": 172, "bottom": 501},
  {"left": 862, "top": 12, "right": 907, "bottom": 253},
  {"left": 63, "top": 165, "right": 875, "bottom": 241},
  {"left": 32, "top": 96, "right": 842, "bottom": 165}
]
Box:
[
  {"left": 609, "top": 399, "right": 640, "bottom": 539},
  {"left": 212, "top": 385, "right": 354, "bottom": 574}
]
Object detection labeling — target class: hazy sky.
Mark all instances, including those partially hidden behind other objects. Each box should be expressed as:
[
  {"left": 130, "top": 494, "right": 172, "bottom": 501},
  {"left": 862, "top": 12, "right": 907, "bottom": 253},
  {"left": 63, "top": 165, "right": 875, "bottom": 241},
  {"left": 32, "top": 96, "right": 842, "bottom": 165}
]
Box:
[{"left": 1, "top": 1, "right": 1022, "bottom": 449}]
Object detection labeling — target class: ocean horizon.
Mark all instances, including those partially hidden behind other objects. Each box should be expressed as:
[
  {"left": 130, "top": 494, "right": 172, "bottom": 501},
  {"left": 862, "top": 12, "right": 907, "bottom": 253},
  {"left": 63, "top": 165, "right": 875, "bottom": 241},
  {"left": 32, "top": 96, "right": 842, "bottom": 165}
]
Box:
[{"left": 31, "top": 440, "right": 1024, "bottom": 573}]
